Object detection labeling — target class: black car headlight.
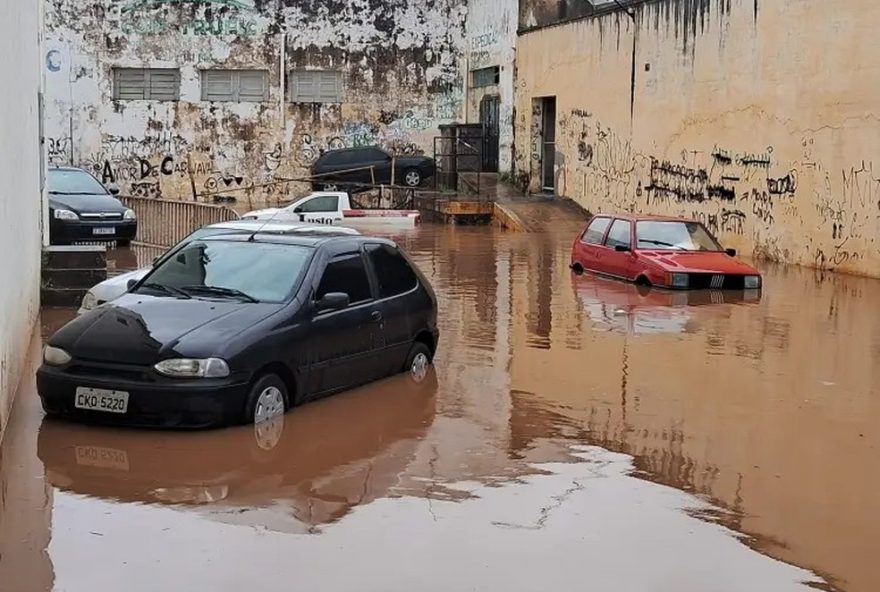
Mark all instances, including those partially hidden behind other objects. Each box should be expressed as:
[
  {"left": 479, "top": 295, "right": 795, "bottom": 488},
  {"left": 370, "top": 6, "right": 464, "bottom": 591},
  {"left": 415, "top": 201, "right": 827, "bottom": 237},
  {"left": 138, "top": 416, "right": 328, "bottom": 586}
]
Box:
[
  {"left": 53, "top": 209, "right": 79, "bottom": 221},
  {"left": 43, "top": 346, "right": 72, "bottom": 366},
  {"left": 154, "top": 358, "right": 230, "bottom": 378}
]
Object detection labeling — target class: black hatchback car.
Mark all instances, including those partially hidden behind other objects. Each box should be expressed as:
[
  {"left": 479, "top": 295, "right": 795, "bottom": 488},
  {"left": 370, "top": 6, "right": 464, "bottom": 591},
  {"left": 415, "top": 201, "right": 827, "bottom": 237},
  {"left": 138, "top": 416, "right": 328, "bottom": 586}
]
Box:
[
  {"left": 37, "top": 232, "right": 439, "bottom": 428},
  {"left": 311, "top": 146, "right": 436, "bottom": 192},
  {"left": 48, "top": 166, "right": 137, "bottom": 245}
]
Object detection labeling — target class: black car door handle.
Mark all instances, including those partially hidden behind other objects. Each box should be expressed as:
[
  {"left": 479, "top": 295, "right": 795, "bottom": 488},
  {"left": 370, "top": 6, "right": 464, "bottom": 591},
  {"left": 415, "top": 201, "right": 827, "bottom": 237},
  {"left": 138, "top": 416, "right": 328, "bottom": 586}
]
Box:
[{"left": 371, "top": 311, "right": 383, "bottom": 322}]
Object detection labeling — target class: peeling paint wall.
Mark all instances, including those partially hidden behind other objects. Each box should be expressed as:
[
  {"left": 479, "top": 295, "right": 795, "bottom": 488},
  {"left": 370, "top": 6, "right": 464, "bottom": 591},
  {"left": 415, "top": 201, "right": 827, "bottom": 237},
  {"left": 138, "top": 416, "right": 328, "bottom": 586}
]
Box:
[
  {"left": 0, "top": 0, "right": 44, "bottom": 440},
  {"left": 464, "top": 0, "right": 517, "bottom": 173},
  {"left": 44, "top": 0, "right": 467, "bottom": 206},
  {"left": 514, "top": 0, "right": 880, "bottom": 277}
]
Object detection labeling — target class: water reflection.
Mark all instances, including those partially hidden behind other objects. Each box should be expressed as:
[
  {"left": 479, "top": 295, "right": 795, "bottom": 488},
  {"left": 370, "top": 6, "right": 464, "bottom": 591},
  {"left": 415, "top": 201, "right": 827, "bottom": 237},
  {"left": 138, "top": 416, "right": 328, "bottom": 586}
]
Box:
[
  {"left": 572, "top": 273, "right": 762, "bottom": 335},
  {"left": 38, "top": 371, "right": 438, "bottom": 532},
  {"left": 6, "top": 225, "right": 880, "bottom": 591}
]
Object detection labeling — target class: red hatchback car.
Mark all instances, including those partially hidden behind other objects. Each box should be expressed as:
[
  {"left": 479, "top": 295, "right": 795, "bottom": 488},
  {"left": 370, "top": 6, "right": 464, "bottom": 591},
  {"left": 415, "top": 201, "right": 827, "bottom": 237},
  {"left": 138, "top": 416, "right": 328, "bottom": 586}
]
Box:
[{"left": 570, "top": 214, "right": 762, "bottom": 290}]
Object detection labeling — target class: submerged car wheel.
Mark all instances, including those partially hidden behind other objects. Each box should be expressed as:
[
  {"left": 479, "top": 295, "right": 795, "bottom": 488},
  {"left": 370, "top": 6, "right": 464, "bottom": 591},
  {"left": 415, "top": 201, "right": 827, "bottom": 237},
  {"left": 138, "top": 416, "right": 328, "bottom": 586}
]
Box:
[
  {"left": 404, "top": 342, "right": 432, "bottom": 384},
  {"left": 403, "top": 168, "right": 422, "bottom": 187},
  {"left": 244, "top": 374, "right": 288, "bottom": 425}
]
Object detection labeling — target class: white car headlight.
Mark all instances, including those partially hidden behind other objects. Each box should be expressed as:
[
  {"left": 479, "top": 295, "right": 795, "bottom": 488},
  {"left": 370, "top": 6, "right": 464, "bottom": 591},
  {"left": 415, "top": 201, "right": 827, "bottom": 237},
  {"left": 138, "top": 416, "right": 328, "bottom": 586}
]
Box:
[
  {"left": 54, "top": 209, "right": 79, "bottom": 221},
  {"left": 154, "top": 358, "right": 230, "bottom": 378},
  {"left": 80, "top": 291, "right": 98, "bottom": 311},
  {"left": 670, "top": 273, "right": 690, "bottom": 288},
  {"left": 43, "top": 345, "right": 72, "bottom": 366},
  {"left": 123, "top": 209, "right": 137, "bottom": 220},
  {"left": 744, "top": 275, "right": 762, "bottom": 289}
]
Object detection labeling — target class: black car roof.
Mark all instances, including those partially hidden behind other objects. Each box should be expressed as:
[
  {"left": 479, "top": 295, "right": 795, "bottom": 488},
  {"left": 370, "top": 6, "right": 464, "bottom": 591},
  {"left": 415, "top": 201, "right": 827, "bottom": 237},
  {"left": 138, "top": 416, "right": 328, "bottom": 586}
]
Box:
[{"left": 197, "top": 232, "right": 395, "bottom": 249}]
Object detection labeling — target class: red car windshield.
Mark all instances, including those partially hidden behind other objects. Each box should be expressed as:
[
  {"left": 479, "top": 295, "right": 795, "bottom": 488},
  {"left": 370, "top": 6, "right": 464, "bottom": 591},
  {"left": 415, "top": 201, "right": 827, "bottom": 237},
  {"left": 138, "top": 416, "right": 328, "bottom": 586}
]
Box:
[{"left": 636, "top": 221, "right": 722, "bottom": 252}]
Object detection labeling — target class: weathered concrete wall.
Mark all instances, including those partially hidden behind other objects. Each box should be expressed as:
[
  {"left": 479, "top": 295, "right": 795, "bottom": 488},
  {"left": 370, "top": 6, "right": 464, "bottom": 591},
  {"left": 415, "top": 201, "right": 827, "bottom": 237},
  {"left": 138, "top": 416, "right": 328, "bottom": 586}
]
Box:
[
  {"left": 0, "top": 0, "right": 44, "bottom": 440},
  {"left": 44, "top": 0, "right": 467, "bottom": 206},
  {"left": 464, "top": 0, "right": 517, "bottom": 173},
  {"left": 514, "top": 0, "right": 880, "bottom": 276}
]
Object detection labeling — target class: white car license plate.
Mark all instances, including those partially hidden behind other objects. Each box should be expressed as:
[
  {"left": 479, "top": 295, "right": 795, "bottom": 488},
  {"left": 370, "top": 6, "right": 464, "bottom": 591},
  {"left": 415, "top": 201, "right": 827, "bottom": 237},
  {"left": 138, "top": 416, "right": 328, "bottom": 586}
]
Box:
[
  {"left": 93, "top": 227, "right": 115, "bottom": 235},
  {"left": 75, "top": 387, "right": 129, "bottom": 414},
  {"left": 75, "top": 446, "right": 130, "bottom": 471}
]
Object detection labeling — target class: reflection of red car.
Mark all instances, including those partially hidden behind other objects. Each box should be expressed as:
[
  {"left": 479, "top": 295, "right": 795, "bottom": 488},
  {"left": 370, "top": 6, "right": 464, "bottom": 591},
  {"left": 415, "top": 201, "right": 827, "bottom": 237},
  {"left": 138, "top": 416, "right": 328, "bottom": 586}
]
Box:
[
  {"left": 570, "top": 214, "right": 762, "bottom": 290},
  {"left": 572, "top": 273, "right": 761, "bottom": 335}
]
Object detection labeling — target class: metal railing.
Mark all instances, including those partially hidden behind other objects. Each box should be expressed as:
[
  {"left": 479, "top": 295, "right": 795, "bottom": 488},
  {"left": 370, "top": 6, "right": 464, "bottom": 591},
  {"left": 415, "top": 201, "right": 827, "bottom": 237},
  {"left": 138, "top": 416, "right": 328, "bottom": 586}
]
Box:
[{"left": 121, "top": 196, "right": 240, "bottom": 248}]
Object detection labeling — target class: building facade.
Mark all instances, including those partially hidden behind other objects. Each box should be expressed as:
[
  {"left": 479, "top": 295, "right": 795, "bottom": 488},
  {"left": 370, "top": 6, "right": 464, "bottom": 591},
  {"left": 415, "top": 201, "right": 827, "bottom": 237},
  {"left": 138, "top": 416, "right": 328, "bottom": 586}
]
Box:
[
  {"left": 514, "top": 0, "right": 880, "bottom": 277},
  {"left": 0, "top": 0, "right": 45, "bottom": 439},
  {"left": 43, "top": 0, "right": 469, "bottom": 204}
]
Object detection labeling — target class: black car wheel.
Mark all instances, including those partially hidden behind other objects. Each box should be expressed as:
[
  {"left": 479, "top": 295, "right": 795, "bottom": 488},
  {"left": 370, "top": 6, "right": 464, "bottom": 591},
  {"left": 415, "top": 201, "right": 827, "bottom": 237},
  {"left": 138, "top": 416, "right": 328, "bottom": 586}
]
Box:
[
  {"left": 403, "top": 169, "right": 422, "bottom": 187},
  {"left": 243, "top": 374, "right": 288, "bottom": 425},
  {"left": 403, "top": 342, "right": 432, "bottom": 384},
  {"left": 323, "top": 183, "right": 340, "bottom": 191}
]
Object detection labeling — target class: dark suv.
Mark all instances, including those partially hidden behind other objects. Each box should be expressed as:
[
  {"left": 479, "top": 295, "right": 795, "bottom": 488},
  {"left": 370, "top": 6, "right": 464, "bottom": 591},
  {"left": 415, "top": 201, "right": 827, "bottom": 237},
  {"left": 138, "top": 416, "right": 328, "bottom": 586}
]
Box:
[{"left": 311, "top": 146, "right": 436, "bottom": 192}]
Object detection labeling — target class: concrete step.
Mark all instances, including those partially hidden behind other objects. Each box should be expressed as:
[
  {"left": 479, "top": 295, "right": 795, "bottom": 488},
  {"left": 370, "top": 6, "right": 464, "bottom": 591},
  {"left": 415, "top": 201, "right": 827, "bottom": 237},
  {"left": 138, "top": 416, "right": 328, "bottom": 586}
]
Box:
[
  {"left": 42, "top": 245, "right": 106, "bottom": 270},
  {"left": 41, "top": 245, "right": 107, "bottom": 308}
]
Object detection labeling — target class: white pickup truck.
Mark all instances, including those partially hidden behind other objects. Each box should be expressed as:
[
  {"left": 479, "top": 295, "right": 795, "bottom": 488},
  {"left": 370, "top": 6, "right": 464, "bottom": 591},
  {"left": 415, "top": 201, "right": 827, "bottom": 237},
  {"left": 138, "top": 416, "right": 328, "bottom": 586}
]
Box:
[{"left": 243, "top": 192, "right": 421, "bottom": 228}]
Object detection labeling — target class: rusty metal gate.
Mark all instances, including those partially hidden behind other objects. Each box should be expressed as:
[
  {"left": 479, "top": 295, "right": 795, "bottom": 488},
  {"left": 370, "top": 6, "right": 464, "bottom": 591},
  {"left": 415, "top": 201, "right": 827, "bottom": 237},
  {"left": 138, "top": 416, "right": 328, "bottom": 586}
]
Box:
[{"left": 120, "top": 196, "right": 240, "bottom": 248}]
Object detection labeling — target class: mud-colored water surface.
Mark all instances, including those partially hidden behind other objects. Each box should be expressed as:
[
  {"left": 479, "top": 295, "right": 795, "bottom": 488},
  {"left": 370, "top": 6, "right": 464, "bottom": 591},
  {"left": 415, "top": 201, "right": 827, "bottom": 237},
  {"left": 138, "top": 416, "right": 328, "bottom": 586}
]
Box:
[{"left": 1, "top": 224, "right": 877, "bottom": 592}]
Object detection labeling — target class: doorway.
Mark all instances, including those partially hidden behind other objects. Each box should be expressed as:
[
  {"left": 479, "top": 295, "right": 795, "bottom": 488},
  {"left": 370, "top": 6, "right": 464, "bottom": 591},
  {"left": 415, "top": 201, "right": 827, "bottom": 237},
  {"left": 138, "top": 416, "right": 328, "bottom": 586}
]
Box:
[
  {"left": 479, "top": 95, "right": 500, "bottom": 173},
  {"left": 541, "top": 97, "right": 557, "bottom": 193}
]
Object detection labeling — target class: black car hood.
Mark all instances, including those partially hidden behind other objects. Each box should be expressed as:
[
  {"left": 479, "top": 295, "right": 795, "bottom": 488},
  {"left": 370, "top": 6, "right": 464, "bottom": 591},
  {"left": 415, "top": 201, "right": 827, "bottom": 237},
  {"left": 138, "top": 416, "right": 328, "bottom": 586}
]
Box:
[
  {"left": 50, "top": 294, "right": 283, "bottom": 365},
  {"left": 49, "top": 193, "right": 127, "bottom": 214}
]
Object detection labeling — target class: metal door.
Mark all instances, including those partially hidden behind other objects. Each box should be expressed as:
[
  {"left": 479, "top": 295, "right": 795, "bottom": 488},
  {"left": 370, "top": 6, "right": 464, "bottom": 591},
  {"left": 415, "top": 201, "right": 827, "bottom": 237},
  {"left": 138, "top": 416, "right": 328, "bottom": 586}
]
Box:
[
  {"left": 541, "top": 97, "right": 557, "bottom": 193},
  {"left": 479, "top": 95, "right": 500, "bottom": 173}
]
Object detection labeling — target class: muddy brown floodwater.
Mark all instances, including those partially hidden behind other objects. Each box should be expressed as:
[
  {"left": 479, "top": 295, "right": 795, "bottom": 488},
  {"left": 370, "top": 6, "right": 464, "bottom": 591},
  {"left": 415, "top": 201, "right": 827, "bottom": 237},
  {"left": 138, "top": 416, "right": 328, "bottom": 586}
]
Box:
[{"left": 1, "top": 224, "right": 878, "bottom": 592}]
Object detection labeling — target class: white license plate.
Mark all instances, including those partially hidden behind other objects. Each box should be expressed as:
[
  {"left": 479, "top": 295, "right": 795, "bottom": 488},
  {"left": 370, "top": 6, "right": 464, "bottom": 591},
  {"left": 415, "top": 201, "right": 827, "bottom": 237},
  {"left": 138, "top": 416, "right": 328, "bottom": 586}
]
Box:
[
  {"left": 75, "top": 445, "right": 130, "bottom": 471},
  {"left": 93, "top": 227, "right": 115, "bottom": 235},
  {"left": 75, "top": 387, "right": 129, "bottom": 414}
]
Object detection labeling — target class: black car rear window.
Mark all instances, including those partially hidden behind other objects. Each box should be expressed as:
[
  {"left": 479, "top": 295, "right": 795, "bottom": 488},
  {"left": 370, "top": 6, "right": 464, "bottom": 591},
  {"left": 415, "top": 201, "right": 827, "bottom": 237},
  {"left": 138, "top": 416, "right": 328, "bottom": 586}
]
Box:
[
  {"left": 48, "top": 169, "right": 107, "bottom": 195},
  {"left": 366, "top": 244, "right": 418, "bottom": 298}
]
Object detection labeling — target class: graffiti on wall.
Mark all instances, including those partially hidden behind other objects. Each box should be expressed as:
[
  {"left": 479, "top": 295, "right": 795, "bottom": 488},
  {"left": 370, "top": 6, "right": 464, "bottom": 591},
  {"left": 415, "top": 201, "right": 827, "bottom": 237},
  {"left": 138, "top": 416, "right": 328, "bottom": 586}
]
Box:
[{"left": 119, "top": 0, "right": 259, "bottom": 37}]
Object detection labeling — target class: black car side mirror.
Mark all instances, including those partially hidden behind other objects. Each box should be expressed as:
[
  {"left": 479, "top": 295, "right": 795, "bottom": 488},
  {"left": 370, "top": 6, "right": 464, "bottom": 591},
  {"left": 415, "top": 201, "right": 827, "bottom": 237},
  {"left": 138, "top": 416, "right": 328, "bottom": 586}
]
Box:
[
  {"left": 315, "top": 292, "right": 349, "bottom": 312},
  {"left": 725, "top": 248, "right": 737, "bottom": 257},
  {"left": 615, "top": 245, "right": 632, "bottom": 253},
  {"left": 152, "top": 256, "right": 160, "bottom": 266},
  {"left": 127, "top": 278, "right": 138, "bottom": 291},
  {"left": 293, "top": 206, "right": 303, "bottom": 213},
  {"left": 108, "top": 186, "right": 121, "bottom": 196}
]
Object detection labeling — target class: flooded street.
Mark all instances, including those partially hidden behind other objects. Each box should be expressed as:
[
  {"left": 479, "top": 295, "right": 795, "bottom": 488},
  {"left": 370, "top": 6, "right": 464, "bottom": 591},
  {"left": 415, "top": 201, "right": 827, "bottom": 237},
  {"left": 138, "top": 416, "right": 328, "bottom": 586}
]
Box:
[{"left": 1, "top": 223, "right": 878, "bottom": 592}]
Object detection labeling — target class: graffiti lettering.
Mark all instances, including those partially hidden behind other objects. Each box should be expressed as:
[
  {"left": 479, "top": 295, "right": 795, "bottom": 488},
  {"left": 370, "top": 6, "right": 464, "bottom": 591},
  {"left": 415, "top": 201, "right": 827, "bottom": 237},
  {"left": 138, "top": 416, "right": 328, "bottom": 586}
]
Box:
[
  {"left": 720, "top": 208, "right": 746, "bottom": 235},
  {"left": 767, "top": 170, "right": 798, "bottom": 196},
  {"left": 130, "top": 181, "right": 161, "bottom": 199},
  {"left": 747, "top": 190, "right": 775, "bottom": 225},
  {"left": 646, "top": 159, "right": 708, "bottom": 203}
]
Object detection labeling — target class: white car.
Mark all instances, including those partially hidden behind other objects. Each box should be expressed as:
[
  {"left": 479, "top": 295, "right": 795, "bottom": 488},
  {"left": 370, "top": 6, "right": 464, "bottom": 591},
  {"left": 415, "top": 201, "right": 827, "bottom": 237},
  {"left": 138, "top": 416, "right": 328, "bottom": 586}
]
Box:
[
  {"left": 77, "top": 220, "right": 360, "bottom": 315},
  {"left": 244, "top": 191, "right": 420, "bottom": 228}
]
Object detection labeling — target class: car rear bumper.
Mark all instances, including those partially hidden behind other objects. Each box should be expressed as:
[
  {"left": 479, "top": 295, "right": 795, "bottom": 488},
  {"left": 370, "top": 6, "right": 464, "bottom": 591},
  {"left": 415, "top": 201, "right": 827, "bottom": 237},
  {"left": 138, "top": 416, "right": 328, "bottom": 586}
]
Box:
[
  {"left": 37, "top": 365, "right": 249, "bottom": 429},
  {"left": 50, "top": 220, "right": 137, "bottom": 243}
]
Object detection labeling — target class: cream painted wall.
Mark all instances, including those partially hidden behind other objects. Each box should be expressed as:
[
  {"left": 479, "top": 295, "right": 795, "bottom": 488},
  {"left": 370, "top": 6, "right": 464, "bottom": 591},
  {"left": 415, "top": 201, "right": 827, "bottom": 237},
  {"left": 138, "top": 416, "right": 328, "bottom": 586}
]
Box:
[
  {"left": 0, "top": 0, "right": 44, "bottom": 441},
  {"left": 464, "top": 0, "right": 518, "bottom": 173},
  {"left": 514, "top": 0, "right": 880, "bottom": 277}
]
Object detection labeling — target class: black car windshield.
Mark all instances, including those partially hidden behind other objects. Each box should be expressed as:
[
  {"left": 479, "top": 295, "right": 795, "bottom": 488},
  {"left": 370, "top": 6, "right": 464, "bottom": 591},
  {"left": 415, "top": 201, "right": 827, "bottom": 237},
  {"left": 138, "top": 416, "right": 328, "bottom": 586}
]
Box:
[
  {"left": 636, "top": 221, "right": 723, "bottom": 251},
  {"left": 141, "top": 240, "right": 311, "bottom": 303},
  {"left": 48, "top": 169, "right": 107, "bottom": 195}
]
